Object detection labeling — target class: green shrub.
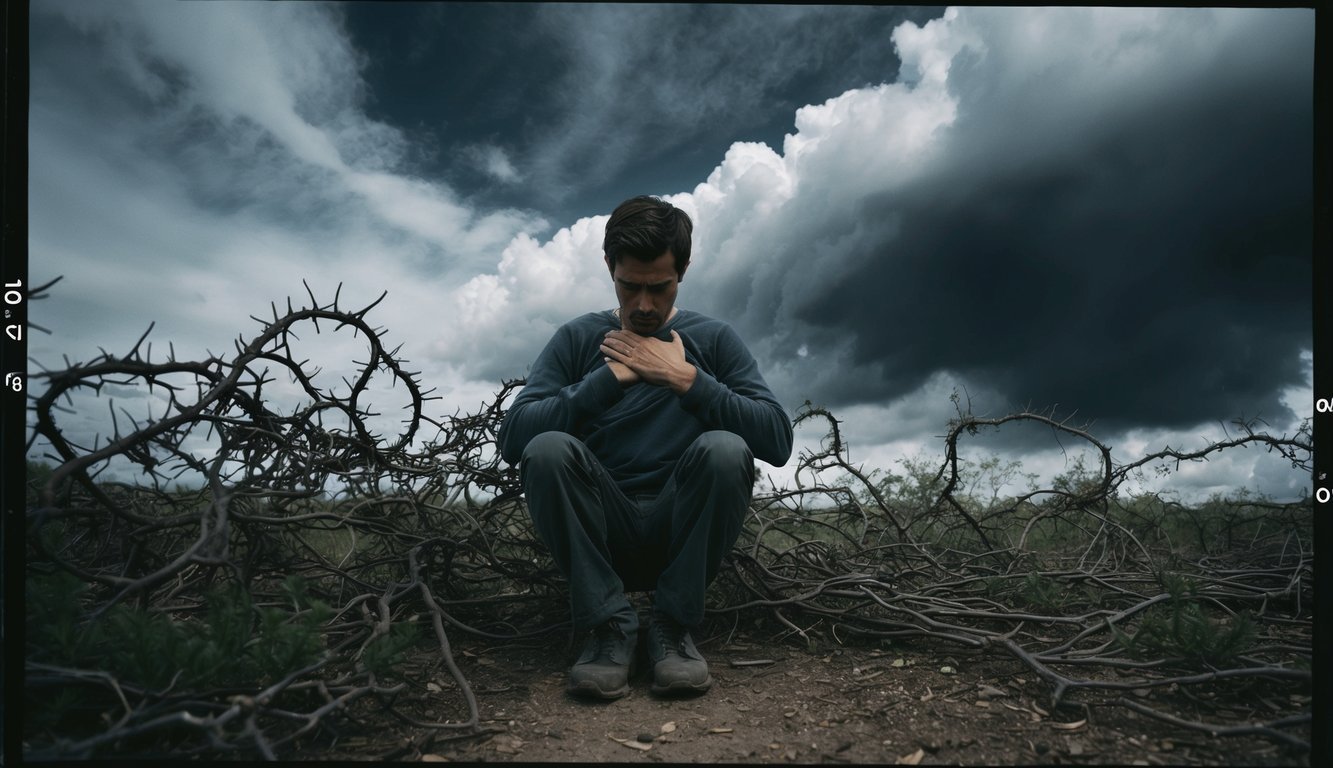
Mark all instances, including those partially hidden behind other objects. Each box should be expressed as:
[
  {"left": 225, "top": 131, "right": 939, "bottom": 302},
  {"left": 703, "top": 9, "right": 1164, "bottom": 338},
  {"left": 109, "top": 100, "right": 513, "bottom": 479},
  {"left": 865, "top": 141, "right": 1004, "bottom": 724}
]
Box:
[
  {"left": 26, "top": 573, "right": 333, "bottom": 692},
  {"left": 1112, "top": 572, "right": 1257, "bottom": 665},
  {"left": 1017, "top": 572, "right": 1066, "bottom": 611},
  {"left": 362, "top": 621, "right": 420, "bottom": 679}
]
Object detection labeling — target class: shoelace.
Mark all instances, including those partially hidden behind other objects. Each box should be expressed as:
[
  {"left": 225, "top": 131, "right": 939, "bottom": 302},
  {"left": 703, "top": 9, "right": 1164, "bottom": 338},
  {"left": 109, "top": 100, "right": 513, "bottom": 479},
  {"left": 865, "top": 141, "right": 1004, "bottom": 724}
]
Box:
[
  {"left": 655, "top": 621, "right": 687, "bottom": 654},
  {"left": 593, "top": 625, "right": 624, "bottom": 660}
]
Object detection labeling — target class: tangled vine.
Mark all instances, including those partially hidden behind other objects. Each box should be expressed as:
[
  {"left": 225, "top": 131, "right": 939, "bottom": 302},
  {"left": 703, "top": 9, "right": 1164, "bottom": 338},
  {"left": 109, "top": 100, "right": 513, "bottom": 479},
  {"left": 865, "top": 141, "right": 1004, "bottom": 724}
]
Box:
[{"left": 24, "top": 290, "right": 1313, "bottom": 759}]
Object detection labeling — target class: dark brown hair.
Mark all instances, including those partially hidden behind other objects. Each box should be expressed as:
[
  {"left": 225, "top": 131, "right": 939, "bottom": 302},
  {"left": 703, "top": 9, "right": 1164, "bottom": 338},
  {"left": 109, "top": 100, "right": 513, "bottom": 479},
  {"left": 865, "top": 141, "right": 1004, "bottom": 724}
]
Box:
[{"left": 602, "top": 195, "right": 692, "bottom": 276}]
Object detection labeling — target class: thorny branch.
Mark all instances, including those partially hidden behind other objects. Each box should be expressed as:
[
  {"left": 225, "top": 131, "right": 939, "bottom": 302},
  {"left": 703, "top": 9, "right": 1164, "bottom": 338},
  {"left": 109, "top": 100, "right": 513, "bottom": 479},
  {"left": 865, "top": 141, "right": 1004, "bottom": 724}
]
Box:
[{"left": 24, "top": 293, "right": 1313, "bottom": 759}]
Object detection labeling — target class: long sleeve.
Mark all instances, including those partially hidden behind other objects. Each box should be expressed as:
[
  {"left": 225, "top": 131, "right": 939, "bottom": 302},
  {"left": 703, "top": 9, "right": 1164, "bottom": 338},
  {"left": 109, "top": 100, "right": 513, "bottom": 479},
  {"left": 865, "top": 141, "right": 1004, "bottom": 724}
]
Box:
[
  {"left": 497, "top": 322, "right": 624, "bottom": 466},
  {"left": 679, "top": 324, "right": 793, "bottom": 467},
  {"left": 498, "top": 310, "right": 793, "bottom": 491}
]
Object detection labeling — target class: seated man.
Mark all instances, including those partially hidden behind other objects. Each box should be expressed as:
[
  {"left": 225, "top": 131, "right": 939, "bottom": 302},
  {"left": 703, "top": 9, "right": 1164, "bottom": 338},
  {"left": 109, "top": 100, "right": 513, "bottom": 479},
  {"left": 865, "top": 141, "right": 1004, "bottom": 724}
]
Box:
[{"left": 498, "top": 195, "right": 793, "bottom": 699}]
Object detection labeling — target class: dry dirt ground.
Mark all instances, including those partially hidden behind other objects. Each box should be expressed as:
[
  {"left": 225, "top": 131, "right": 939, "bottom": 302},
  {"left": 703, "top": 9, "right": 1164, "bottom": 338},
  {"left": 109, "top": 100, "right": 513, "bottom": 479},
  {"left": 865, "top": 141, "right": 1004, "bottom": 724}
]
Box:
[{"left": 310, "top": 623, "right": 1310, "bottom": 765}]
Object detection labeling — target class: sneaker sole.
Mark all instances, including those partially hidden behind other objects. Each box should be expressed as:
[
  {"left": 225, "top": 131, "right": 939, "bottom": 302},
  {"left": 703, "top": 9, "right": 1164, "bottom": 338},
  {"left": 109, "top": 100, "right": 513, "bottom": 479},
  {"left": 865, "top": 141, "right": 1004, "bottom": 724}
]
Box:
[
  {"left": 568, "top": 660, "right": 637, "bottom": 700},
  {"left": 650, "top": 674, "right": 713, "bottom": 696},
  {"left": 569, "top": 679, "right": 630, "bottom": 699}
]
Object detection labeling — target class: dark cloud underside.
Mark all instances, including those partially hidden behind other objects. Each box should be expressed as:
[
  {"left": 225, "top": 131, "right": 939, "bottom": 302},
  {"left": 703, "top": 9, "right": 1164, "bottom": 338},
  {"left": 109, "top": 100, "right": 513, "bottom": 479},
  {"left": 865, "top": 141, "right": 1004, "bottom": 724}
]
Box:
[{"left": 788, "top": 44, "right": 1311, "bottom": 430}]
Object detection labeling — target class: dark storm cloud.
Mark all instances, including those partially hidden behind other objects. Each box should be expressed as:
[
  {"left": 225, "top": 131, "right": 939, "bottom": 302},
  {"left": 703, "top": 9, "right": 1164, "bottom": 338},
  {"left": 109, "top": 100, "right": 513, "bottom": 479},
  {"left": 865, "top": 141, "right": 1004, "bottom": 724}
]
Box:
[
  {"left": 342, "top": 4, "right": 942, "bottom": 220},
  {"left": 727, "top": 8, "right": 1313, "bottom": 434}
]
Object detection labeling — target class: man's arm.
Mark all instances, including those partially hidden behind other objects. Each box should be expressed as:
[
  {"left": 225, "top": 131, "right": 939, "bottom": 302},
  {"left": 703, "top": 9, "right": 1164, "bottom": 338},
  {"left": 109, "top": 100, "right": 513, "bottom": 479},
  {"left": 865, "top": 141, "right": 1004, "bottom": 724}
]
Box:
[
  {"left": 601, "top": 329, "right": 696, "bottom": 394},
  {"left": 601, "top": 322, "right": 792, "bottom": 466},
  {"left": 497, "top": 324, "right": 624, "bottom": 466},
  {"left": 678, "top": 326, "right": 793, "bottom": 467}
]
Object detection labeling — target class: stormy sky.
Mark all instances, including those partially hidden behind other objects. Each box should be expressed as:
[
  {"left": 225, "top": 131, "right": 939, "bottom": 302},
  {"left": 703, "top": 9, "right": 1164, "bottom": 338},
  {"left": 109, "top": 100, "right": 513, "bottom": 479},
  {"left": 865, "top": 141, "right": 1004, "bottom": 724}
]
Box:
[{"left": 26, "top": 3, "right": 1314, "bottom": 502}]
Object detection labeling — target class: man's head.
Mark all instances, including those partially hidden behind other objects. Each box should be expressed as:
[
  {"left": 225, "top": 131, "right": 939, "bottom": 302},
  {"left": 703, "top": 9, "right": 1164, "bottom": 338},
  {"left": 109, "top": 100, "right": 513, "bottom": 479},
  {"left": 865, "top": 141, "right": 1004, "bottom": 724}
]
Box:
[{"left": 603, "top": 196, "right": 693, "bottom": 335}]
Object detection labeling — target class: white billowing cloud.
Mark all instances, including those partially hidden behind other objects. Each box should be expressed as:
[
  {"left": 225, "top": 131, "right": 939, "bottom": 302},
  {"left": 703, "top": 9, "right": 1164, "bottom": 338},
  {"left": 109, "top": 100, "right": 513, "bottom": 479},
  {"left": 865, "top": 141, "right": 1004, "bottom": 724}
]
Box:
[{"left": 430, "top": 216, "right": 612, "bottom": 380}]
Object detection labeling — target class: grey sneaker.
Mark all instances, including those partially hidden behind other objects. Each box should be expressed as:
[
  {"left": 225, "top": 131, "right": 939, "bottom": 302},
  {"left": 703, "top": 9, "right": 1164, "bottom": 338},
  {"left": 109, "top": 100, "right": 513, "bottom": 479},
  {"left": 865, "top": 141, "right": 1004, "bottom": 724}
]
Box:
[
  {"left": 569, "top": 622, "right": 636, "bottom": 699},
  {"left": 646, "top": 615, "right": 712, "bottom": 695}
]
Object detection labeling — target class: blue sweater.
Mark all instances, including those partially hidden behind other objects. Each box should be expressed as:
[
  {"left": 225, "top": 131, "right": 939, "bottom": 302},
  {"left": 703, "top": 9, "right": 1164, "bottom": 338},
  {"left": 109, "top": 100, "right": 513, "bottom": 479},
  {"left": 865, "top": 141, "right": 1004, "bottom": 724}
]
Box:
[{"left": 498, "top": 309, "right": 793, "bottom": 495}]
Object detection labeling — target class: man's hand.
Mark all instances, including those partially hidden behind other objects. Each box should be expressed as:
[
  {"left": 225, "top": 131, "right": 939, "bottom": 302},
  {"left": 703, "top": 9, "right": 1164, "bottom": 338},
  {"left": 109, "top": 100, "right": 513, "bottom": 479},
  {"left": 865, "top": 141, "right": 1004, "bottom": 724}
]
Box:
[
  {"left": 604, "top": 357, "right": 640, "bottom": 386},
  {"left": 601, "top": 329, "right": 697, "bottom": 394}
]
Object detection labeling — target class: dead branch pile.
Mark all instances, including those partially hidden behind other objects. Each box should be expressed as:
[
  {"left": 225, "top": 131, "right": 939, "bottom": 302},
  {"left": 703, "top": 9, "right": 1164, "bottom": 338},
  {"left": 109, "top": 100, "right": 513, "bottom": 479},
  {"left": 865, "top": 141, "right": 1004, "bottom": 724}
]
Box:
[{"left": 24, "top": 293, "right": 1313, "bottom": 759}]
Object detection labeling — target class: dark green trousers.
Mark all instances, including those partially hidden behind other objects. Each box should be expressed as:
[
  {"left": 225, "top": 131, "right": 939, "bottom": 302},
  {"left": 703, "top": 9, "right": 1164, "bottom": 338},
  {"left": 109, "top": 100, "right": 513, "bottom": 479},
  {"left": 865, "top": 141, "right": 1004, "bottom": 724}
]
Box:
[{"left": 519, "top": 430, "right": 754, "bottom": 634}]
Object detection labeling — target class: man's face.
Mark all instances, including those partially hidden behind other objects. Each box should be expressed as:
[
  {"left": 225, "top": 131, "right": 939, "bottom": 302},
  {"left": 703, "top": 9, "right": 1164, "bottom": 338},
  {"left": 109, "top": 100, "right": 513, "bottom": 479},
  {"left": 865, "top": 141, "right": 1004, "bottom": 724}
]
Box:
[{"left": 609, "top": 250, "right": 682, "bottom": 336}]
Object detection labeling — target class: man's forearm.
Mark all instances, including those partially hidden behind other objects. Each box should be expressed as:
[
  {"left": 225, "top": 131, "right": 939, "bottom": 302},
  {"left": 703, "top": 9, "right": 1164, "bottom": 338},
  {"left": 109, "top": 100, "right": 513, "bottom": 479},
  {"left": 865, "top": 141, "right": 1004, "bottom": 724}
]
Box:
[
  {"left": 664, "top": 361, "right": 698, "bottom": 395},
  {"left": 678, "top": 369, "right": 793, "bottom": 466},
  {"left": 498, "top": 366, "right": 625, "bottom": 464}
]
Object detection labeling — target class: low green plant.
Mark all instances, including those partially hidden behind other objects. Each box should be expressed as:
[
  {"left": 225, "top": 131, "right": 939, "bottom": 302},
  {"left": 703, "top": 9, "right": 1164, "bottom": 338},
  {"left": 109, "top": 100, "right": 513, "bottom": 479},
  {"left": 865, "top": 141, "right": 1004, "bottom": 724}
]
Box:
[
  {"left": 26, "top": 570, "right": 98, "bottom": 663},
  {"left": 248, "top": 576, "right": 335, "bottom": 681},
  {"left": 1016, "top": 572, "right": 1066, "bottom": 611},
  {"left": 1112, "top": 572, "right": 1257, "bottom": 665},
  {"left": 362, "top": 621, "right": 421, "bottom": 679},
  {"left": 26, "top": 573, "right": 335, "bottom": 692}
]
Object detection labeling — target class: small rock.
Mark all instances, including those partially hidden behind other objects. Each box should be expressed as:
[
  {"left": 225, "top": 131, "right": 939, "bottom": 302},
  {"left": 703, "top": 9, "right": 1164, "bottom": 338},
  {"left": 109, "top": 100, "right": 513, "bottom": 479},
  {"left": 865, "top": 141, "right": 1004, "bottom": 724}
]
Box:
[
  {"left": 636, "top": 732, "right": 655, "bottom": 744},
  {"left": 1034, "top": 742, "right": 1050, "bottom": 755}
]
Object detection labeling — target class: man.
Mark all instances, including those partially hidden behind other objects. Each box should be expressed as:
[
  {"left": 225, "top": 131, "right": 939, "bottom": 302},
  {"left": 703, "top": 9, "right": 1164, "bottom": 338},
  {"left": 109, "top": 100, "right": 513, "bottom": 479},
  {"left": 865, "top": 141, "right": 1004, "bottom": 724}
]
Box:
[{"left": 498, "top": 195, "right": 793, "bottom": 699}]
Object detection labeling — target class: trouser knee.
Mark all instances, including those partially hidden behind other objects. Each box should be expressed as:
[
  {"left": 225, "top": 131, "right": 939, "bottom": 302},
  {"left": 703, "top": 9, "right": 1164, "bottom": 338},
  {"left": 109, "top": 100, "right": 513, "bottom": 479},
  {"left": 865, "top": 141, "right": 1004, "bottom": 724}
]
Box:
[
  {"left": 519, "top": 431, "right": 583, "bottom": 483},
  {"left": 681, "top": 430, "right": 754, "bottom": 485}
]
